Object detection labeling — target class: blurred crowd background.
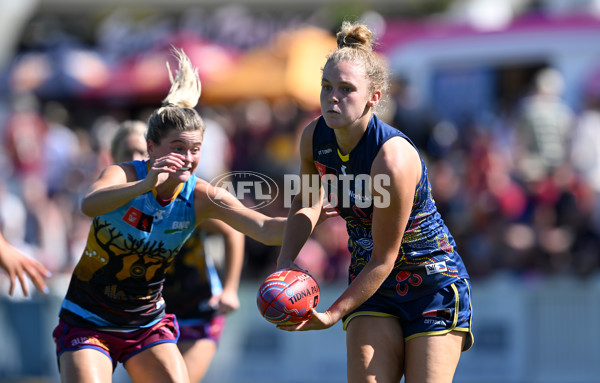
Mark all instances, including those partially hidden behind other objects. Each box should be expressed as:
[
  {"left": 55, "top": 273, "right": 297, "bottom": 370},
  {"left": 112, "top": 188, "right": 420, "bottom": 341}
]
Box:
[
  {"left": 2, "top": 0, "right": 600, "bottom": 382},
  {"left": 2, "top": 0, "right": 600, "bottom": 287}
]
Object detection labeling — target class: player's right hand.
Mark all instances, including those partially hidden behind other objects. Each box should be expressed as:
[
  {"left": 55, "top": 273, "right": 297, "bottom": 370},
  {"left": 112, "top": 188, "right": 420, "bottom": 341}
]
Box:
[
  {"left": 275, "top": 261, "right": 306, "bottom": 274},
  {"left": 146, "top": 153, "right": 185, "bottom": 187}
]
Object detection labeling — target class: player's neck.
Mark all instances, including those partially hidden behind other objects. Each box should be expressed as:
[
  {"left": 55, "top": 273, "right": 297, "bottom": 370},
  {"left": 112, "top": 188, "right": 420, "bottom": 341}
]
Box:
[{"left": 334, "top": 122, "right": 367, "bottom": 156}]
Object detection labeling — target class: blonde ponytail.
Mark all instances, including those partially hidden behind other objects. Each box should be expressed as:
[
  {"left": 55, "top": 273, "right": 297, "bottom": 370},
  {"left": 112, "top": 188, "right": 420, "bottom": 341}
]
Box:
[
  {"left": 146, "top": 48, "right": 205, "bottom": 144},
  {"left": 162, "top": 47, "right": 202, "bottom": 109}
]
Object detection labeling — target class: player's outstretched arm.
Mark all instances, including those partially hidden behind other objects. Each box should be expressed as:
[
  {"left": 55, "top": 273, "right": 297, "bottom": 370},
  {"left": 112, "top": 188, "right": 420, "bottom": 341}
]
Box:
[
  {"left": 200, "top": 218, "right": 245, "bottom": 315},
  {"left": 196, "top": 182, "right": 287, "bottom": 246},
  {"left": 0, "top": 233, "right": 51, "bottom": 297}
]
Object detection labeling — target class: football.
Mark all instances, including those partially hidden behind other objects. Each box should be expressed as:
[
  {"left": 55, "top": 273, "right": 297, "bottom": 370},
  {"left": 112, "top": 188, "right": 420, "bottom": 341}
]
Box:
[{"left": 257, "top": 268, "right": 320, "bottom": 325}]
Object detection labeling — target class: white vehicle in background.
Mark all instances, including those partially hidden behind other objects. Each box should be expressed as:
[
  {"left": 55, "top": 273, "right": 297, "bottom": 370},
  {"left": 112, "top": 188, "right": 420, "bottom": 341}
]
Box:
[{"left": 380, "top": 13, "right": 600, "bottom": 119}]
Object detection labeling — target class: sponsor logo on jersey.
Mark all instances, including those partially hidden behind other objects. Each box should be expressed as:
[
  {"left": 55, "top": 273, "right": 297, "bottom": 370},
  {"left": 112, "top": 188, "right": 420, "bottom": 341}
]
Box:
[
  {"left": 164, "top": 221, "right": 191, "bottom": 234},
  {"left": 423, "top": 308, "right": 452, "bottom": 320},
  {"left": 123, "top": 207, "right": 154, "bottom": 232},
  {"left": 423, "top": 318, "right": 447, "bottom": 326},
  {"left": 425, "top": 261, "right": 447, "bottom": 275},
  {"left": 315, "top": 162, "right": 327, "bottom": 178}
]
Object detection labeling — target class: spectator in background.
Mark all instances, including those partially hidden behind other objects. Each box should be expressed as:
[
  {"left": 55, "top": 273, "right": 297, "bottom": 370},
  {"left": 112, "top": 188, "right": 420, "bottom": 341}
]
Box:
[
  {"left": 571, "top": 93, "right": 600, "bottom": 235},
  {"left": 43, "top": 101, "right": 79, "bottom": 195},
  {"left": 2, "top": 93, "right": 47, "bottom": 180},
  {"left": 388, "top": 75, "right": 437, "bottom": 153},
  {"left": 193, "top": 108, "right": 234, "bottom": 181},
  {"left": 514, "top": 67, "right": 574, "bottom": 182}
]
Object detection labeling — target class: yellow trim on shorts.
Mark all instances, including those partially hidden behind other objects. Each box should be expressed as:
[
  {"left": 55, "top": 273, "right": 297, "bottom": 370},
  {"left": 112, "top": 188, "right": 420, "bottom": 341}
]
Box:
[
  {"left": 404, "top": 282, "right": 459, "bottom": 343},
  {"left": 405, "top": 280, "right": 474, "bottom": 352},
  {"left": 342, "top": 311, "right": 396, "bottom": 331},
  {"left": 343, "top": 280, "right": 475, "bottom": 351},
  {"left": 463, "top": 278, "right": 474, "bottom": 351}
]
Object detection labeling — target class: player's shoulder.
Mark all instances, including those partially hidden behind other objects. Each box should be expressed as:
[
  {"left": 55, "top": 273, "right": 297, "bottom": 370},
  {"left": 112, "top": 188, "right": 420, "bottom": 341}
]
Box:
[
  {"left": 298, "top": 117, "right": 321, "bottom": 156},
  {"left": 376, "top": 136, "right": 421, "bottom": 177},
  {"left": 300, "top": 117, "right": 320, "bottom": 140},
  {"left": 193, "top": 177, "right": 215, "bottom": 198},
  {"left": 193, "top": 177, "right": 236, "bottom": 208},
  {"left": 97, "top": 162, "right": 134, "bottom": 183},
  {"left": 116, "top": 162, "right": 139, "bottom": 181}
]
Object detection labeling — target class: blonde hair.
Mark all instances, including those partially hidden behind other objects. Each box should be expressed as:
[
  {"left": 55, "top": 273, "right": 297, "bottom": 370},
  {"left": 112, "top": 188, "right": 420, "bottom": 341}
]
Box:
[
  {"left": 326, "top": 21, "right": 389, "bottom": 110},
  {"left": 146, "top": 48, "right": 205, "bottom": 144}
]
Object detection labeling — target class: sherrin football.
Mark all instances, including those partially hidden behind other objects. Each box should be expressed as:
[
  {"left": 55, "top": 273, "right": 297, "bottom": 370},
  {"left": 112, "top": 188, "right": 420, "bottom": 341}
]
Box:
[{"left": 257, "top": 268, "right": 320, "bottom": 325}]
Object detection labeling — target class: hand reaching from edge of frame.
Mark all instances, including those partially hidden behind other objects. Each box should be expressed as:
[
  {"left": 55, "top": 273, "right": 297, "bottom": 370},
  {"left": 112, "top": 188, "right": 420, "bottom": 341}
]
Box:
[{"left": 0, "top": 237, "right": 51, "bottom": 297}]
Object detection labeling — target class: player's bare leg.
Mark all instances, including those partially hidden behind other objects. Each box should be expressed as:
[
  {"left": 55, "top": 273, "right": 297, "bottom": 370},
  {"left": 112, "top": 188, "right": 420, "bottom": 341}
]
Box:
[
  {"left": 178, "top": 339, "right": 217, "bottom": 383},
  {"left": 404, "top": 331, "right": 465, "bottom": 383},
  {"left": 59, "top": 349, "right": 113, "bottom": 383},
  {"left": 346, "top": 316, "right": 404, "bottom": 383},
  {"left": 124, "top": 342, "right": 190, "bottom": 383}
]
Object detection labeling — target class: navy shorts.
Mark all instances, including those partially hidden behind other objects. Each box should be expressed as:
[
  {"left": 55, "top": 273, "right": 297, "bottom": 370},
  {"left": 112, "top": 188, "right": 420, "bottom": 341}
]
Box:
[
  {"left": 52, "top": 313, "right": 180, "bottom": 370},
  {"left": 342, "top": 278, "right": 473, "bottom": 351}
]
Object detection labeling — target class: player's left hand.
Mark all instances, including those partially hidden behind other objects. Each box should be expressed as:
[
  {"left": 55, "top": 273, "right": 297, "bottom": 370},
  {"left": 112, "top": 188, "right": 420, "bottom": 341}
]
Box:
[{"left": 277, "top": 309, "right": 336, "bottom": 331}]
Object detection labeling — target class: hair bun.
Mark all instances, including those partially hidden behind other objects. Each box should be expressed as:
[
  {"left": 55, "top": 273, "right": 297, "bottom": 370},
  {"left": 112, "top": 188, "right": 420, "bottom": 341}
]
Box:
[{"left": 336, "top": 21, "right": 374, "bottom": 52}]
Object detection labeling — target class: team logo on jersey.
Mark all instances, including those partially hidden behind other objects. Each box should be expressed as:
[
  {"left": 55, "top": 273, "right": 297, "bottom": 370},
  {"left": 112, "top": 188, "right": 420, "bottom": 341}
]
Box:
[
  {"left": 123, "top": 206, "right": 154, "bottom": 232},
  {"left": 154, "top": 210, "right": 166, "bottom": 222},
  {"left": 315, "top": 162, "right": 326, "bottom": 177}
]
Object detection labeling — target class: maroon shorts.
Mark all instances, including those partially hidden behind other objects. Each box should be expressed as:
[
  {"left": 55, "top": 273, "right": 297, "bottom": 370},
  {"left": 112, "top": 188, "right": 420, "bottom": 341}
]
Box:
[
  {"left": 52, "top": 314, "right": 180, "bottom": 370},
  {"left": 177, "top": 314, "right": 225, "bottom": 342}
]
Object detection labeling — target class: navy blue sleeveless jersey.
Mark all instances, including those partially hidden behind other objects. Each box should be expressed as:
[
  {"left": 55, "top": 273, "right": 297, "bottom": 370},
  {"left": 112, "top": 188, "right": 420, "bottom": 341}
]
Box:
[
  {"left": 59, "top": 160, "right": 197, "bottom": 329},
  {"left": 312, "top": 115, "right": 469, "bottom": 302}
]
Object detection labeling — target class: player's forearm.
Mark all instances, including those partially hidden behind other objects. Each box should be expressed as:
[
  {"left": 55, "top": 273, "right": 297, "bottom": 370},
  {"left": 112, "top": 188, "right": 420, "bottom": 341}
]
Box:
[
  {"left": 276, "top": 198, "right": 321, "bottom": 268},
  {"left": 258, "top": 217, "right": 288, "bottom": 246},
  {"left": 325, "top": 257, "right": 393, "bottom": 323},
  {"left": 222, "top": 235, "right": 245, "bottom": 292},
  {"left": 81, "top": 180, "right": 151, "bottom": 217}
]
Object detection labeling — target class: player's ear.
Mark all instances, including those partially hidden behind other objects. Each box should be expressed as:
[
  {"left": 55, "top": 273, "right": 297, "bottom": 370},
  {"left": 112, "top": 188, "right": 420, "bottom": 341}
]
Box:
[
  {"left": 147, "top": 140, "right": 156, "bottom": 155},
  {"left": 367, "top": 89, "right": 381, "bottom": 108}
]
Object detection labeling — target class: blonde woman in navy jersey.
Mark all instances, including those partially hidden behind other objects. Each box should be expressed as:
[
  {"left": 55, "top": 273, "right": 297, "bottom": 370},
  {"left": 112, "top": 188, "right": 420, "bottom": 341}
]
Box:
[
  {"left": 52, "top": 49, "right": 289, "bottom": 383},
  {"left": 275, "top": 22, "right": 473, "bottom": 383}
]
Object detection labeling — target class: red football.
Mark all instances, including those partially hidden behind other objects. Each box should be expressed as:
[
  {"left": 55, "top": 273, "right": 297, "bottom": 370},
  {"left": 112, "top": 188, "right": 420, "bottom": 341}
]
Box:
[{"left": 257, "top": 268, "right": 320, "bottom": 325}]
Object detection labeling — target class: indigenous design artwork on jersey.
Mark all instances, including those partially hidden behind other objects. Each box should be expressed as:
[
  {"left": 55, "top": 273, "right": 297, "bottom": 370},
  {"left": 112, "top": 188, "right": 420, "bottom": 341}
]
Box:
[{"left": 74, "top": 217, "right": 179, "bottom": 285}]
